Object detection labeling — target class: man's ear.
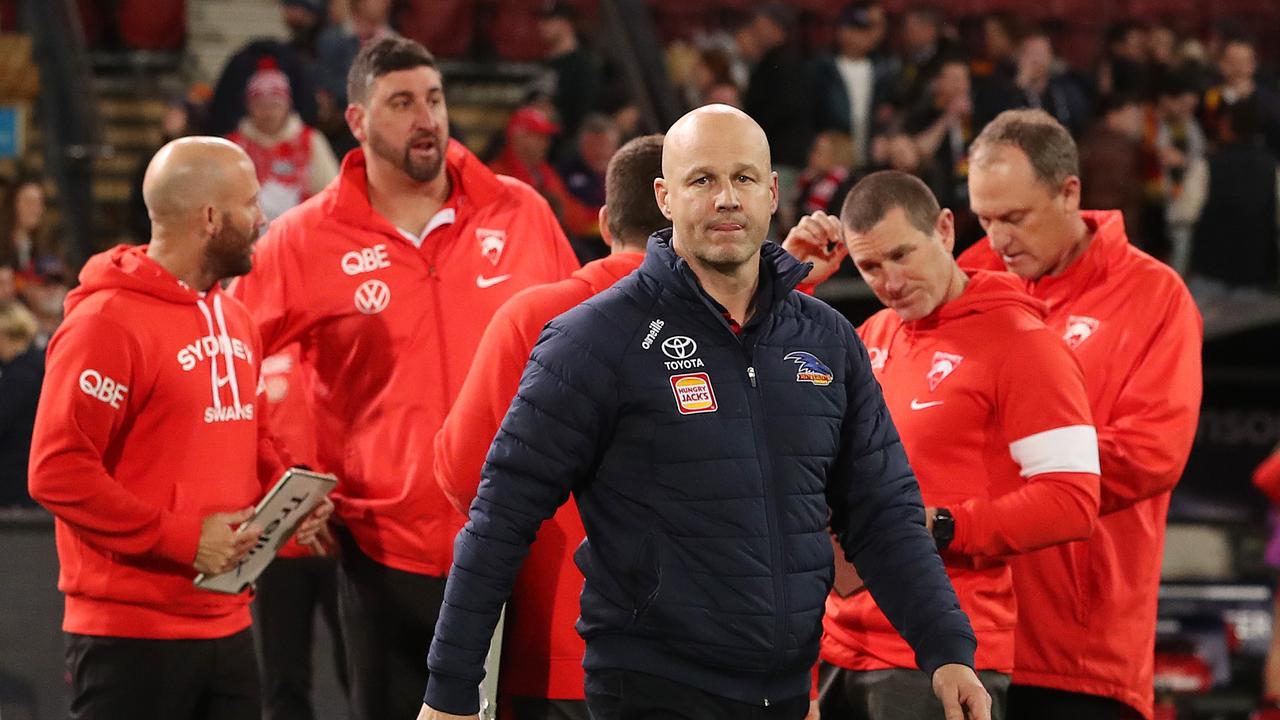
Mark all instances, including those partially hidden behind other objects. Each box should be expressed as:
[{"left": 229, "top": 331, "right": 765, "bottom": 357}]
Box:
[
  {"left": 345, "top": 103, "right": 366, "bottom": 144},
  {"left": 654, "top": 177, "right": 672, "bottom": 220},
  {"left": 599, "top": 206, "right": 614, "bottom": 248}
]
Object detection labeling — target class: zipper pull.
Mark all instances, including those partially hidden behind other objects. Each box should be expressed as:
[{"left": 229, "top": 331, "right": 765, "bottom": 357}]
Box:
[
  {"left": 428, "top": 265, "right": 438, "bottom": 277},
  {"left": 763, "top": 698, "right": 770, "bottom": 707},
  {"left": 747, "top": 366, "right": 757, "bottom": 387}
]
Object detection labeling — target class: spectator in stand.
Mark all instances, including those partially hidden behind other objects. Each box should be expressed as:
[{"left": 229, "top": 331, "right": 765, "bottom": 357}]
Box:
[
  {"left": 742, "top": 3, "right": 812, "bottom": 232},
  {"left": 795, "top": 131, "right": 855, "bottom": 220},
  {"left": 972, "top": 12, "right": 1020, "bottom": 84},
  {"left": 210, "top": 40, "right": 320, "bottom": 137},
  {"left": 723, "top": 11, "right": 759, "bottom": 92},
  {"left": 1201, "top": 35, "right": 1280, "bottom": 158},
  {"left": 1098, "top": 21, "right": 1150, "bottom": 99},
  {"left": 1005, "top": 29, "right": 1091, "bottom": 137},
  {"left": 315, "top": 0, "right": 395, "bottom": 111},
  {"left": 227, "top": 59, "right": 340, "bottom": 221},
  {"left": 557, "top": 114, "right": 619, "bottom": 263},
  {"left": 683, "top": 47, "right": 737, "bottom": 110},
  {"left": 538, "top": 0, "right": 603, "bottom": 163},
  {"left": 1153, "top": 73, "right": 1208, "bottom": 275},
  {"left": 907, "top": 56, "right": 980, "bottom": 252},
  {"left": 1079, "top": 94, "right": 1147, "bottom": 248},
  {"left": 491, "top": 106, "right": 598, "bottom": 244},
  {"left": 1187, "top": 101, "right": 1279, "bottom": 299},
  {"left": 0, "top": 299, "right": 41, "bottom": 508},
  {"left": 0, "top": 177, "right": 67, "bottom": 294},
  {"left": 892, "top": 6, "right": 952, "bottom": 111},
  {"left": 282, "top": 0, "right": 329, "bottom": 61},
  {"left": 811, "top": 2, "right": 892, "bottom": 170}
]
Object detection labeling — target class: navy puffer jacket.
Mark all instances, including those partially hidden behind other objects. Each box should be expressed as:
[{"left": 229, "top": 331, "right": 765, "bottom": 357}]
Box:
[{"left": 425, "top": 231, "right": 976, "bottom": 714}]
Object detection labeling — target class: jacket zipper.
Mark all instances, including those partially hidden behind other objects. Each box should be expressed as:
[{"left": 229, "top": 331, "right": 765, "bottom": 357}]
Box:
[{"left": 740, "top": 333, "right": 785, "bottom": 706}]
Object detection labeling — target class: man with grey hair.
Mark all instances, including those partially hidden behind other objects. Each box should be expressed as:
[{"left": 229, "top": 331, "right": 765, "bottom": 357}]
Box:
[{"left": 959, "top": 108, "right": 1202, "bottom": 720}]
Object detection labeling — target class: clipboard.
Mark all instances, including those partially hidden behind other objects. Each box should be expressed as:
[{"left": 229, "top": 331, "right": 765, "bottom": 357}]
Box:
[{"left": 194, "top": 468, "right": 337, "bottom": 594}]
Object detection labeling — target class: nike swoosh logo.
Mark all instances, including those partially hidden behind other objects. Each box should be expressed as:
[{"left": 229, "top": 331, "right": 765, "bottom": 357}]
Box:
[
  {"left": 910, "top": 399, "right": 944, "bottom": 410},
  {"left": 476, "top": 274, "right": 512, "bottom": 289}
]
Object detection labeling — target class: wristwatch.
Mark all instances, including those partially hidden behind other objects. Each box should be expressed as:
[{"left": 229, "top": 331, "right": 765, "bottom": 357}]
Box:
[{"left": 931, "top": 508, "right": 955, "bottom": 552}]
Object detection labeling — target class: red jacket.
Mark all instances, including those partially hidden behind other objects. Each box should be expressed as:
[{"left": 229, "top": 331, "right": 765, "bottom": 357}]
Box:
[
  {"left": 1254, "top": 451, "right": 1280, "bottom": 504},
  {"left": 821, "top": 271, "right": 1099, "bottom": 673},
  {"left": 434, "top": 251, "right": 644, "bottom": 700},
  {"left": 230, "top": 142, "right": 579, "bottom": 574},
  {"left": 29, "top": 245, "right": 282, "bottom": 639},
  {"left": 959, "top": 210, "right": 1203, "bottom": 717}
]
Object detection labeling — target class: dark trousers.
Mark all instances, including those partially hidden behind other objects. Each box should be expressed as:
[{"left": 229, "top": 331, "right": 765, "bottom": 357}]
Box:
[
  {"left": 818, "top": 664, "right": 1010, "bottom": 720},
  {"left": 253, "top": 554, "right": 349, "bottom": 720},
  {"left": 335, "top": 526, "right": 447, "bottom": 720},
  {"left": 510, "top": 696, "right": 591, "bottom": 720},
  {"left": 1006, "top": 684, "right": 1144, "bottom": 720},
  {"left": 584, "top": 669, "right": 809, "bottom": 720},
  {"left": 65, "top": 629, "right": 259, "bottom": 720}
]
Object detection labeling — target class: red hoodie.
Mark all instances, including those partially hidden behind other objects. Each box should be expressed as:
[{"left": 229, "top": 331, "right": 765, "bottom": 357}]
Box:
[
  {"left": 230, "top": 141, "right": 579, "bottom": 574},
  {"left": 434, "top": 251, "right": 644, "bottom": 701},
  {"left": 822, "top": 270, "right": 1099, "bottom": 673},
  {"left": 29, "top": 245, "right": 282, "bottom": 639},
  {"left": 959, "top": 210, "right": 1203, "bottom": 717}
]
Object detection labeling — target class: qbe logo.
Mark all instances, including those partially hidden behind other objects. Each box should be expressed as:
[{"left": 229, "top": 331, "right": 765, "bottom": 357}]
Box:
[
  {"left": 79, "top": 369, "right": 128, "bottom": 409},
  {"left": 354, "top": 280, "right": 391, "bottom": 315}
]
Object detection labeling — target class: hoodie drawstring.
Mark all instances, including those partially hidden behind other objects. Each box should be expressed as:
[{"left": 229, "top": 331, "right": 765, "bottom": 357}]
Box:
[{"left": 195, "top": 295, "right": 245, "bottom": 413}]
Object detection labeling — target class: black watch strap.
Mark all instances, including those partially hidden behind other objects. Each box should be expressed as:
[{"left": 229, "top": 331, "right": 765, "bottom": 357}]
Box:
[{"left": 932, "top": 507, "right": 955, "bottom": 552}]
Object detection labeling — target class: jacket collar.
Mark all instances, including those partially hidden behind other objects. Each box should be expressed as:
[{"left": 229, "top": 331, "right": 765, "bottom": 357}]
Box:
[
  {"left": 1027, "top": 209, "right": 1128, "bottom": 309},
  {"left": 640, "top": 228, "right": 813, "bottom": 324},
  {"left": 327, "top": 139, "right": 506, "bottom": 233}
]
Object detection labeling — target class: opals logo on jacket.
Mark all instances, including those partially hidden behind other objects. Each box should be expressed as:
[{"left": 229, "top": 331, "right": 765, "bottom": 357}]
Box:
[
  {"left": 1063, "top": 315, "right": 1100, "bottom": 350},
  {"left": 784, "top": 351, "right": 833, "bottom": 386},
  {"left": 477, "top": 228, "right": 506, "bottom": 266},
  {"left": 926, "top": 351, "right": 963, "bottom": 391},
  {"left": 670, "top": 372, "right": 718, "bottom": 415}
]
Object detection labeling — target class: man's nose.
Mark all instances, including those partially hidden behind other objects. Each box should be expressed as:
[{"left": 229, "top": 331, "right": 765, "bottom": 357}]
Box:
[{"left": 715, "top": 181, "right": 741, "bottom": 210}]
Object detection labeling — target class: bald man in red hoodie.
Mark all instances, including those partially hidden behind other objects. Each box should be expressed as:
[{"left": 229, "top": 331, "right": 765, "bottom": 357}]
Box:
[
  {"left": 433, "top": 134, "right": 667, "bottom": 720},
  {"left": 28, "top": 137, "right": 331, "bottom": 720}
]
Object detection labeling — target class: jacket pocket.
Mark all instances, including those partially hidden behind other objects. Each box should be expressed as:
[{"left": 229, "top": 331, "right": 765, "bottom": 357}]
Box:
[{"left": 629, "top": 532, "right": 663, "bottom": 622}]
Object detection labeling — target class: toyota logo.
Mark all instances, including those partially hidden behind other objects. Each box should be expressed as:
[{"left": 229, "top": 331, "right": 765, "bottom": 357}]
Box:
[
  {"left": 661, "top": 336, "right": 698, "bottom": 359},
  {"left": 354, "top": 279, "right": 391, "bottom": 315}
]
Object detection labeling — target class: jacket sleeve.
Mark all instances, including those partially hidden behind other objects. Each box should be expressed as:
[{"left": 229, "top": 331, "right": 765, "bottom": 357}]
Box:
[
  {"left": 226, "top": 223, "right": 314, "bottom": 358},
  {"left": 1095, "top": 284, "right": 1203, "bottom": 516},
  {"left": 825, "top": 320, "right": 976, "bottom": 676},
  {"left": 28, "top": 316, "right": 203, "bottom": 565},
  {"left": 434, "top": 305, "right": 539, "bottom": 514},
  {"left": 424, "top": 319, "right": 619, "bottom": 715},
  {"left": 949, "top": 327, "right": 1100, "bottom": 557},
  {"left": 1255, "top": 450, "right": 1280, "bottom": 505}
]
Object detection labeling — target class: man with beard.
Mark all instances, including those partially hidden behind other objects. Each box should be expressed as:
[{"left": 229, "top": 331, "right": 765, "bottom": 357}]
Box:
[
  {"left": 28, "top": 137, "right": 332, "bottom": 720},
  {"left": 230, "top": 37, "right": 579, "bottom": 720},
  {"left": 418, "top": 105, "right": 989, "bottom": 720}
]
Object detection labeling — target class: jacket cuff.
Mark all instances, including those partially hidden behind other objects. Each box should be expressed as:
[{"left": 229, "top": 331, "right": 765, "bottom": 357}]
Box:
[
  {"left": 949, "top": 502, "right": 978, "bottom": 557},
  {"left": 424, "top": 672, "right": 480, "bottom": 716},
  {"left": 915, "top": 630, "right": 978, "bottom": 678},
  {"left": 153, "top": 512, "right": 204, "bottom": 566}
]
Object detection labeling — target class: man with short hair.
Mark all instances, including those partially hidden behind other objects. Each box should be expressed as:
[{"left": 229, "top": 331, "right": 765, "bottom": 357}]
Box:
[
  {"left": 960, "top": 109, "right": 1202, "bottom": 720},
  {"left": 784, "top": 171, "right": 1100, "bottom": 720},
  {"left": 434, "top": 134, "right": 668, "bottom": 720},
  {"left": 230, "top": 37, "right": 579, "bottom": 720},
  {"left": 28, "top": 137, "right": 331, "bottom": 720},
  {"left": 418, "top": 104, "right": 989, "bottom": 720}
]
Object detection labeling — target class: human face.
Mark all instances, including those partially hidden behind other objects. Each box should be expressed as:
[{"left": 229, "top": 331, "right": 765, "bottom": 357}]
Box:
[
  {"left": 14, "top": 182, "right": 44, "bottom": 234},
  {"left": 935, "top": 63, "right": 970, "bottom": 104},
  {"left": 512, "top": 128, "right": 552, "bottom": 167},
  {"left": 205, "top": 160, "right": 264, "bottom": 280},
  {"left": 1019, "top": 37, "right": 1053, "bottom": 84},
  {"left": 580, "top": 130, "right": 619, "bottom": 174},
  {"left": 348, "top": 66, "right": 449, "bottom": 183},
  {"left": 248, "top": 94, "right": 290, "bottom": 136},
  {"left": 848, "top": 206, "right": 958, "bottom": 321},
  {"left": 1220, "top": 43, "right": 1256, "bottom": 85},
  {"left": 655, "top": 112, "right": 778, "bottom": 274},
  {"left": 968, "top": 143, "right": 1082, "bottom": 280}
]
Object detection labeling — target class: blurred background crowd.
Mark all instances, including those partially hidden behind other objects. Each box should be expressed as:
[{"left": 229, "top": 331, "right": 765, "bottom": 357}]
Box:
[{"left": 2, "top": 1, "right": 1280, "bottom": 719}]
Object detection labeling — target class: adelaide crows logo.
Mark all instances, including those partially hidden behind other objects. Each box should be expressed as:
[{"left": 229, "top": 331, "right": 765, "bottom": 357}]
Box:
[{"left": 784, "top": 352, "right": 834, "bottom": 386}]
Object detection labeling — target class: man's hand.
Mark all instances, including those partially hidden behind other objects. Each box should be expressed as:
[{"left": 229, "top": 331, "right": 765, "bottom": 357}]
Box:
[
  {"left": 782, "top": 211, "right": 848, "bottom": 288},
  {"left": 194, "top": 508, "right": 262, "bottom": 574},
  {"left": 932, "top": 664, "right": 991, "bottom": 720},
  {"left": 925, "top": 505, "right": 937, "bottom": 532},
  {"left": 805, "top": 698, "right": 820, "bottom": 720},
  {"left": 294, "top": 496, "right": 334, "bottom": 549},
  {"left": 416, "top": 703, "right": 477, "bottom": 720}
]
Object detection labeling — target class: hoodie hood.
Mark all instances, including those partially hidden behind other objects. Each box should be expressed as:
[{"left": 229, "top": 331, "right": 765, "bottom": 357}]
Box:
[
  {"left": 909, "top": 270, "right": 1047, "bottom": 332},
  {"left": 66, "top": 244, "right": 210, "bottom": 316}
]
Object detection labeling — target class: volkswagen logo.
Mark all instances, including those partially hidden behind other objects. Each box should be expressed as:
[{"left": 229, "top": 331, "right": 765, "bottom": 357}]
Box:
[
  {"left": 354, "top": 279, "right": 391, "bottom": 315},
  {"left": 661, "top": 335, "right": 698, "bottom": 359}
]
